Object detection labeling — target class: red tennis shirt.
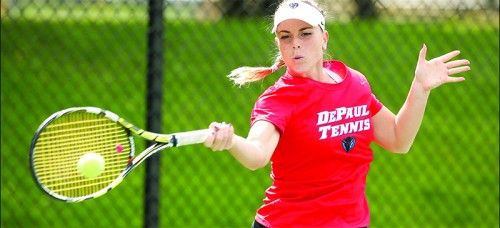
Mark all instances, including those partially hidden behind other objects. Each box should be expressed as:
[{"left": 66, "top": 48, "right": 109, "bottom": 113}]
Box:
[{"left": 250, "top": 60, "right": 384, "bottom": 228}]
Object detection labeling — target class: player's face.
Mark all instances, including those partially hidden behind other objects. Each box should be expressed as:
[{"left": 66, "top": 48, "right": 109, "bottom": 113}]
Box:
[{"left": 275, "top": 19, "right": 328, "bottom": 78}]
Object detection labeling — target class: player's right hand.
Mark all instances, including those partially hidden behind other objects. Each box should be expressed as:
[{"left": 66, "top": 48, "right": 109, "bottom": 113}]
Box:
[{"left": 204, "top": 122, "right": 234, "bottom": 151}]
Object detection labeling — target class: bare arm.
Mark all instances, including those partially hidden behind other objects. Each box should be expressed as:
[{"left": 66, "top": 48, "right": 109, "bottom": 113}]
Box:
[
  {"left": 204, "top": 120, "right": 280, "bottom": 170},
  {"left": 373, "top": 44, "right": 471, "bottom": 153}
]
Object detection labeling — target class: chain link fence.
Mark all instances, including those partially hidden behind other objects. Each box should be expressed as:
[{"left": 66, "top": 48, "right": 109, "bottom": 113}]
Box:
[{"left": 1, "top": 0, "right": 498, "bottom": 227}]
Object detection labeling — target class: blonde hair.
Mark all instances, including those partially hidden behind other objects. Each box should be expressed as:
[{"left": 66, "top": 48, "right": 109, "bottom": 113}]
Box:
[{"left": 227, "top": 0, "right": 326, "bottom": 86}]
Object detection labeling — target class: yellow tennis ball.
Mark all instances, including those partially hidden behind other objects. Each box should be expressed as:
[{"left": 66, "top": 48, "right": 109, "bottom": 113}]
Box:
[{"left": 77, "top": 152, "right": 105, "bottom": 178}]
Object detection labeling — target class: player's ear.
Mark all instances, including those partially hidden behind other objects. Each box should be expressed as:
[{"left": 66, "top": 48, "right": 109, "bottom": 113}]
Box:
[{"left": 322, "top": 31, "right": 329, "bottom": 51}]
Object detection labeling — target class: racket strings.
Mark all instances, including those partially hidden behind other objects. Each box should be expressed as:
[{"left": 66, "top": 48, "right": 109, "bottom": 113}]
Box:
[
  {"left": 32, "top": 111, "right": 131, "bottom": 198},
  {"left": 33, "top": 133, "right": 129, "bottom": 163},
  {"left": 35, "top": 121, "right": 122, "bottom": 147}
]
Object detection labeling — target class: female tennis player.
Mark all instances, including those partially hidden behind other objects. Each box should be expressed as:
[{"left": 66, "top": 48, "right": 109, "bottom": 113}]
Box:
[{"left": 204, "top": 0, "right": 471, "bottom": 227}]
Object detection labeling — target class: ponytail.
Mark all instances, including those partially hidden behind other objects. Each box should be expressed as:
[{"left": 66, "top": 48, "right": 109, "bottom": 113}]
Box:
[{"left": 228, "top": 55, "right": 285, "bottom": 86}]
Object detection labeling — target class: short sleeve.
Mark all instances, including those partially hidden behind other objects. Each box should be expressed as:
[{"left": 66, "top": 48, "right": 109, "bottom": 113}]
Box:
[
  {"left": 250, "top": 86, "right": 293, "bottom": 134},
  {"left": 370, "top": 93, "right": 384, "bottom": 116}
]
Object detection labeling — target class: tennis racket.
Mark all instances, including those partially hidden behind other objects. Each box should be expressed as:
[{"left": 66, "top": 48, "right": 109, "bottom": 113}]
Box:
[{"left": 29, "top": 107, "right": 210, "bottom": 203}]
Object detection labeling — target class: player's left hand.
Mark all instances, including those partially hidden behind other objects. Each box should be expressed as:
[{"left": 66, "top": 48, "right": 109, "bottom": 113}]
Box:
[{"left": 415, "top": 44, "right": 471, "bottom": 91}]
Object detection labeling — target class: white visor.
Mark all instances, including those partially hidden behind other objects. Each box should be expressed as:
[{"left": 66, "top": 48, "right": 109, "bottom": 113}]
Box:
[{"left": 271, "top": 1, "right": 325, "bottom": 33}]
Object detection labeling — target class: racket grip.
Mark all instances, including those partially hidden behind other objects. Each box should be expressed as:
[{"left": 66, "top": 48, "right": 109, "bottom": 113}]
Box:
[{"left": 175, "top": 129, "right": 211, "bottom": 147}]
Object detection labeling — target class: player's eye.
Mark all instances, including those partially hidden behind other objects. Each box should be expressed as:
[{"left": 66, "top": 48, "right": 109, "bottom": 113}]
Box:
[
  {"left": 301, "top": 32, "right": 312, "bottom": 37},
  {"left": 279, "top": 34, "right": 291, "bottom": 40}
]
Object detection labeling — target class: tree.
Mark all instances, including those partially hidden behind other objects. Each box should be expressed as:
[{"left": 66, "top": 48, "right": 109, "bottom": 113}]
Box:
[
  {"left": 354, "top": 0, "right": 379, "bottom": 19},
  {"left": 220, "top": 0, "right": 276, "bottom": 17}
]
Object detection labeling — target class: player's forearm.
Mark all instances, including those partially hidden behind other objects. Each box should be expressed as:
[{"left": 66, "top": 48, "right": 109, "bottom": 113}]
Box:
[
  {"left": 228, "top": 135, "right": 270, "bottom": 171},
  {"left": 393, "top": 79, "right": 430, "bottom": 153}
]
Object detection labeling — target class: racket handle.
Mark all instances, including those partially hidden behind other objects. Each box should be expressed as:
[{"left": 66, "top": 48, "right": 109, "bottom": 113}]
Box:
[{"left": 175, "top": 129, "right": 211, "bottom": 147}]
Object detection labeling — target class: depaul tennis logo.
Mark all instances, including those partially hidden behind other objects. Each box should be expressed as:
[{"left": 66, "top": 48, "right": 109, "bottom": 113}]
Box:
[
  {"left": 342, "top": 136, "right": 356, "bottom": 153},
  {"left": 316, "top": 105, "right": 371, "bottom": 140}
]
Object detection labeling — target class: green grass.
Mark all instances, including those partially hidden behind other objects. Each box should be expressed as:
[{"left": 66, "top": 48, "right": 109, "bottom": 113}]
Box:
[{"left": 1, "top": 4, "right": 499, "bottom": 227}]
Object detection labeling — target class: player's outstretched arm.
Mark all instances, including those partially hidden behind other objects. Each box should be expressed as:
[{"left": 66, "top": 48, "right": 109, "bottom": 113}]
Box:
[
  {"left": 373, "top": 44, "right": 471, "bottom": 153},
  {"left": 204, "top": 120, "right": 279, "bottom": 170}
]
